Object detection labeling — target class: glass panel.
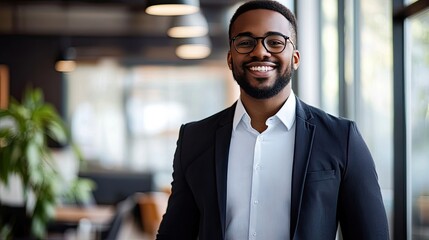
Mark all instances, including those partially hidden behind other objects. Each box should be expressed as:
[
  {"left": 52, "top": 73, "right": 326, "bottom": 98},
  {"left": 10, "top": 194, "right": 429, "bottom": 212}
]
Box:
[
  {"left": 357, "top": 0, "right": 394, "bottom": 235},
  {"left": 67, "top": 59, "right": 127, "bottom": 165},
  {"left": 344, "top": 0, "right": 356, "bottom": 120},
  {"left": 66, "top": 59, "right": 238, "bottom": 188},
  {"left": 406, "top": 8, "right": 429, "bottom": 239},
  {"left": 321, "top": 0, "right": 339, "bottom": 115}
]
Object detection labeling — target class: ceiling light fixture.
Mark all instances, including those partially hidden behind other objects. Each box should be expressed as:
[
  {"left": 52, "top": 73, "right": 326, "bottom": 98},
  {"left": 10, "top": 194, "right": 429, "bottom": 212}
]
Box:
[
  {"left": 55, "top": 47, "right": 76, "bottom": 73},
  {"left": 167, "top": 12, "right": 209, "bottom": 38},
  {"left": 175, "top": 36, "right": 211, "bottom": 60},
  {"left": 145, "top": 0, "right": 200, "bottom": 16}
]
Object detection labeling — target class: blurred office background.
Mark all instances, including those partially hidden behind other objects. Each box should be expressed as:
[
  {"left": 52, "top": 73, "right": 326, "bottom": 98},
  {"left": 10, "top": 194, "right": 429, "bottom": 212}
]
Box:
[{"left": 0, "top": 0, "right": 428, "bottom": 239}]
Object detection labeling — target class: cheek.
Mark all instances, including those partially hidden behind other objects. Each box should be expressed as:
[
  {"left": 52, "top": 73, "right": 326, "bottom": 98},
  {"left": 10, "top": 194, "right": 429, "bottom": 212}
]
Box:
[
  {"left": 278, "top": 59, "right": 291, "bottom": 73},
  {"left": 282, "top": 55, "right": 294, "bottom": 71},
  {"left": 230, "top": 57, "right": 242, "bottom": 72}
]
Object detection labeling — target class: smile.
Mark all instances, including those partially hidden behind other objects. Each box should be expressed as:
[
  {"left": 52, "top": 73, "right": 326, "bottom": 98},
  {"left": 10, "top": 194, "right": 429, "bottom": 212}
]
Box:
[{"left": 248, "top": 66, "right": 274, "bottom": 72}]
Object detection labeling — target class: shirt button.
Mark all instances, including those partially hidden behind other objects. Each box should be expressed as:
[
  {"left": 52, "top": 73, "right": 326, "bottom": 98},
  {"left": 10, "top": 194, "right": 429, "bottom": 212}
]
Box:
[
  {"left": 253, "top": 232, "right": 257, "bottom": 236},
  {"left": 254, "top": 200, "right": 259, "bottom": 205}
]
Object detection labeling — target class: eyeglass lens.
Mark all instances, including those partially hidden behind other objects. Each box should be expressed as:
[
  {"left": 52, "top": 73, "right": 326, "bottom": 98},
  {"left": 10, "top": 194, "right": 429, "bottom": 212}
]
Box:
[{"left": 233, "top": 34, "right": 287, "bottom": 54}]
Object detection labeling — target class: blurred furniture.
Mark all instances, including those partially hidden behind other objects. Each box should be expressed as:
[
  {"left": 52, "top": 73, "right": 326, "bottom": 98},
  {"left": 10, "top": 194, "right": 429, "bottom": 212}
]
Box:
[
  {"left": 48, "top": 191, "right": 169, "bottom": 239},
  {"left": 54, "top": 205, "right": 114, "bottom": 226},
  {"left": 137, "top": 192, "right": 169, "bottom": 237},
  {"left": 50, "top": 205, "right": 114, "bottom": 240},
  {"left": 78, "top": 171, "right": 154, "bottom": 205},
  {"left": 0, "top": 65, "right": 8, "bottom": 109},
  {"left": 417, "top": 195, "right": 429, "bottom": 225},
  {"left": 100, "top": 195, "right": 137, "bottom": 240},
  {"left": 412, "top": 195, "right": 429, "bottom": 239},
  {"left": 51, "top": 196, "right": 138, "bottom": 240}
]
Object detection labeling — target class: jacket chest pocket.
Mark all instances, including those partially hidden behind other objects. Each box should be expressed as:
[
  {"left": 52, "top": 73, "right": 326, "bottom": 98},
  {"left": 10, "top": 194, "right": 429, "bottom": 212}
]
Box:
[{"left": 306, "top": 169, "right": 336, "bottom": 183}]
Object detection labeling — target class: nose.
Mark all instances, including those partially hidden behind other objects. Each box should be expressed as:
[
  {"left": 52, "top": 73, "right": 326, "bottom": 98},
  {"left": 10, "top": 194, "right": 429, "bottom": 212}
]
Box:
[{"left": 250, "top": 39, "right": 271, "bottom": 59}]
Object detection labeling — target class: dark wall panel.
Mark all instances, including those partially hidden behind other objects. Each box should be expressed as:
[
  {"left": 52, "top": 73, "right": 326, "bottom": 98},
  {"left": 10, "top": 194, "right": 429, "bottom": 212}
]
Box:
[{"left": 0, "top": 35, "right": 64, "bottom": 115}]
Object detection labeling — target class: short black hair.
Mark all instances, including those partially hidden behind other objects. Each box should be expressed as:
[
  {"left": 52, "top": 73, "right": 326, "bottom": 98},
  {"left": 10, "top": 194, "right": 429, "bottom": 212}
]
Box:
[{"left": 228, "top": 0, "right": 297, "bottom": 43}]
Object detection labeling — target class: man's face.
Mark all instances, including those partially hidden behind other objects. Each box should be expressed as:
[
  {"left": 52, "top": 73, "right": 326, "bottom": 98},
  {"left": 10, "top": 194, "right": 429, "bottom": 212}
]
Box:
[{"left": 227, "top": 9, "right": 300, "bottom": 99}]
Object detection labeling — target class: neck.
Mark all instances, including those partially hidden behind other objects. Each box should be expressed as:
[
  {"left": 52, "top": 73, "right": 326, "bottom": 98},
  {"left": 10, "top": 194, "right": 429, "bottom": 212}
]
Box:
[{"left": 240, "top": 87, "right": 291, "bottom": 133}]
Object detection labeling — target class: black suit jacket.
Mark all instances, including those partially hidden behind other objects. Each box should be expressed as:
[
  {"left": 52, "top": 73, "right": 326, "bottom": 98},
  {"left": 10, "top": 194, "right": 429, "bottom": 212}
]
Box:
[{"left": 157, "top": 97, "right": 389, "bottom": 240}]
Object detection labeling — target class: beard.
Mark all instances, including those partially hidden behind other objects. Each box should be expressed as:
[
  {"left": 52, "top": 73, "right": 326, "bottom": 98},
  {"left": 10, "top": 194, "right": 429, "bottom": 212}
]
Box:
[{"left": 231, "top": 58, "right": 294, "bottom": 99}]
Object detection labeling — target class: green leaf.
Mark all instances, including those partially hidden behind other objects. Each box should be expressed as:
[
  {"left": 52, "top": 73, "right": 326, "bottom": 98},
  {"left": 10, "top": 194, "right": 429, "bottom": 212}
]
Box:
[
  {"left": 0, "top": 128, "right": 14, "bottom": 139},
  {"left": 10, "top": 142, "right": 23, "bottom": 168},
  {"left": 43, "top": 200, "right": 56, "bottom": 220},
  {"left": 26, "top": 142, "right": 40, "bottom": 172},
  {"left": 0, "top": 109, "right": 12, "bottom": 118},
  {"left": 71, "top": 142, "right": 84, "bottom": 163},
  {"left": 0, "top": 224, "right": 12, "bottom": 240},
  {"left": 33, "top": 131, "right": 44, "bottom": 147},
  {"left": 46, "top": 121, "right": 68, "bottom": 144},
  {"left": 31, "top": 214, "right": 46, "bottom": 240},
  {"left": 63, "top": 178, "right": 96, "bottom": 203},
  {"left": 0, "top": 147, "right": 13, "bottom": 183}
]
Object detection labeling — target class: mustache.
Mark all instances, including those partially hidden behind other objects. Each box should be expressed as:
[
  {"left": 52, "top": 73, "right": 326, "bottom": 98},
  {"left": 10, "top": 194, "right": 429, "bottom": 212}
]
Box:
[{"left": 244, "top": 56, "right": 276, "bottom": 64}]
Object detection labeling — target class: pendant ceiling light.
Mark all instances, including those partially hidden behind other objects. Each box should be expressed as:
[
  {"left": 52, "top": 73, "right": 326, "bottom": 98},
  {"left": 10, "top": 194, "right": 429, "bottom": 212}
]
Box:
[
  {"left": 145, "top": 0, "right": 200, "bottom": 16},
  {"left": 167, "top": 12, "right": 209, "bottom": 38},
  {"left": 175, "top": 36, "right": 211, "bottom": 60},
  {"left": 55, "top": 47, "right": 76, "bottom": 73}
]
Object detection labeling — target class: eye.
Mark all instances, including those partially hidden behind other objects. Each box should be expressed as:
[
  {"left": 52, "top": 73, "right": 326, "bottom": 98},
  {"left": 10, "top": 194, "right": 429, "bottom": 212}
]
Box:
[
  {"left": 235, "top": 37, "right": 255, "bottom": 48},
  {"left": 266, "top": 38, "right": 285, "bottom": 48}
]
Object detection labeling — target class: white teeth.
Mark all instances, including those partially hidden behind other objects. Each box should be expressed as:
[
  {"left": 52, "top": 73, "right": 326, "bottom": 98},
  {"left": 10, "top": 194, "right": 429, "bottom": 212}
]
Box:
[{"left": 249, "top": 66, "right": 273, "bottom": 72}]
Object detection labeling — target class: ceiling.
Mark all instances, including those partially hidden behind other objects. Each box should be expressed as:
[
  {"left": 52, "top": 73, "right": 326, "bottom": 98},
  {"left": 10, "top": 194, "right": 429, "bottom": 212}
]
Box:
[{"left": 0, "top": 0, "right": 244, "bottom": 63}]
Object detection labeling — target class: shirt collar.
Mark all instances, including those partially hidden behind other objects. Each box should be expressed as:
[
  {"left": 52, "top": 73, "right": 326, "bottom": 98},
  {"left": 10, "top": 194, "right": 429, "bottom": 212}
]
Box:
[
  {"left": 232, "top": 90, "right": 297, "bottom": 131},
  {"left": 232, "top": 98, "right": 247, "bottom": 131},
  {"left": 277, "top": 90, "right": 296, "bottom": 130}
]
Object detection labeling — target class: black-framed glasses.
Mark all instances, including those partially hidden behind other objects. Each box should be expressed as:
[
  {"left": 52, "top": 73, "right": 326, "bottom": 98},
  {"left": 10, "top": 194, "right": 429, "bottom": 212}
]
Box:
[{"left": 230, "top": 33, "right": 294, "bottom": 54}]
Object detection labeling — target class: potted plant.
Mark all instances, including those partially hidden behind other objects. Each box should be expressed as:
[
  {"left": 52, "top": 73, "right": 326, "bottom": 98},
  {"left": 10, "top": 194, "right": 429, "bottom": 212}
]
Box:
[{"left": 0, "top": 87, "right": 94, "bottom": 239}]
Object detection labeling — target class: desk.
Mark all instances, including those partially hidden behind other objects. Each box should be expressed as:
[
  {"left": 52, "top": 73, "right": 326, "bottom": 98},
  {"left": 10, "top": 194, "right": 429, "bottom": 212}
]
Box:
[
  {"left": 55, "top": 205, "right": 114, "bottom": 225},
  {"left": 50, "top": 206, "right": 115, "bottom": 240}
]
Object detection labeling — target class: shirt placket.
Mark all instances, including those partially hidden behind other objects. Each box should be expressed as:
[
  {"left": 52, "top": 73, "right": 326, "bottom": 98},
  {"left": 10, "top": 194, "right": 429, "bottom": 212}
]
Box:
[{"left": 248, "top": 133, "right": 263, "bottom": 240}]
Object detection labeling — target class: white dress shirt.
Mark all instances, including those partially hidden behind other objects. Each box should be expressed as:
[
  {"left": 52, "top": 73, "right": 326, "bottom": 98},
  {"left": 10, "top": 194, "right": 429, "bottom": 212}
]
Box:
[{"left": 225, "top": 91, "right": 296, "bottom": 240}]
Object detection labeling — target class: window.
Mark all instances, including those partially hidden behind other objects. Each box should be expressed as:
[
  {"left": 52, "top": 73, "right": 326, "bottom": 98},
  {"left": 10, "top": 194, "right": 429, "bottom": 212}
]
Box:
[
  {"left": 357, "top": 0, "right": 394, "bottom": 230},
  {"left": 66, "top": 59, "right": 238, "bottom": 188},
  {"left": 393, "top": 1, "right": 429, "bottom": 239},
  {"left": 320, "top": 0, "right": 339, "bottom": 116},
  {"left": 406, "top": 8, "right": 429, "bottom": 239},
  {"left": 319, "top": 0, "right": 394, "bottom": 235}
]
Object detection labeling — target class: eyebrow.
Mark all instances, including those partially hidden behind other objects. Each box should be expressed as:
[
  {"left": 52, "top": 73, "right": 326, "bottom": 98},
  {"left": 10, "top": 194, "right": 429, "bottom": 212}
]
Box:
[{"left": 233, "top": 31, "right": 286, "bottom": 38}]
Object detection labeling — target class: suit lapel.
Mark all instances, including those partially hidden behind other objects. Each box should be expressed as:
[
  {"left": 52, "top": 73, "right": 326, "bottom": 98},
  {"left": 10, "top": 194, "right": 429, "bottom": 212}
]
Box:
[
  {"left": 290, "top": 98, "right": 316, "bottom": 239},
  {"left": 214, "top": 103, "right": 235, "bottom": 239}
]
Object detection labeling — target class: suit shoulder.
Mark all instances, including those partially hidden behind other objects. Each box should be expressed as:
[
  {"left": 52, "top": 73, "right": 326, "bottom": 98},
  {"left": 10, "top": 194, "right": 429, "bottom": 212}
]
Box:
[{"left": 299, "top": 100, "right": 355, "bottom": 131}]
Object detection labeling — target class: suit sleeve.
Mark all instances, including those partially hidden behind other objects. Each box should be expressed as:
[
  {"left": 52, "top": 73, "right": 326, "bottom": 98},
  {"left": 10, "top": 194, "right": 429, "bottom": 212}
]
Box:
[
  {"left": 338, "top": 122, "right": 390, "bottom": 240},
  {"left": 156, "top": 124, "right": 200, "bottom": 240}
]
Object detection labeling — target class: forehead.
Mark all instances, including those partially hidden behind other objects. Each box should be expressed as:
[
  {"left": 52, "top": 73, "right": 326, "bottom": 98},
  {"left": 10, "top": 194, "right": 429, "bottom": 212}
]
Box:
[{"left": 230, "top": 9, "right": 291, "bottom": 37}]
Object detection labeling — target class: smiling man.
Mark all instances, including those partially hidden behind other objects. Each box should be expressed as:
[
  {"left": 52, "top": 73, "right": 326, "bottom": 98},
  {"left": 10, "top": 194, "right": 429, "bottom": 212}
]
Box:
[{"left": 156, "top": 1, "right": 390, "bottom": 240}]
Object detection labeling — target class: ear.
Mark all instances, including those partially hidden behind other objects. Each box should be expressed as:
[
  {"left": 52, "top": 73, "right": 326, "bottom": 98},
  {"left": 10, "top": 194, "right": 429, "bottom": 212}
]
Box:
[
  {"left": 227, "top": 51, "right": 232, "bottom": 70},
  {"left": 292, "top": 50, "right": 300, "bottom": 70}
]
